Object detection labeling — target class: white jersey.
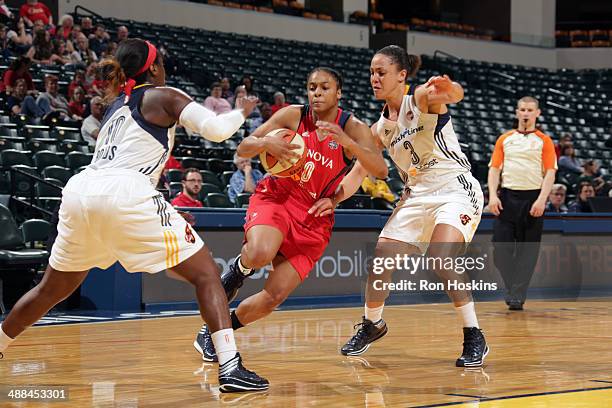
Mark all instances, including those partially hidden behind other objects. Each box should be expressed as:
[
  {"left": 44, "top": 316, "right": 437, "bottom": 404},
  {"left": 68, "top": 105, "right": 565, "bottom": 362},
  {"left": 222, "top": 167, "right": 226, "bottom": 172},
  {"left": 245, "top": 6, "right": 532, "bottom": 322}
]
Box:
[
  {"left": 89, "top": 84, "right": 175, "bottom": 186},
  {"left": 376, "top": 90, "right": 471, "bottom": 193}
]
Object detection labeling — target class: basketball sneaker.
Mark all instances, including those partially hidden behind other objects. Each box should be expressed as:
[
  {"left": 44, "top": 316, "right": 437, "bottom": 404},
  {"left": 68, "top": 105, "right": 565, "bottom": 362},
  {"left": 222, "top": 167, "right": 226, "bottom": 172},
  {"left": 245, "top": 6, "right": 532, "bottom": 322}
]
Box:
[
  {"left": 221, "top": 256, "right": 254, "bottom": 302},
  {"left": 218, "top": 353, "right": 269, "bottom": 393},
  {"left": 455, "top": 327, "right": 489, "bottom": 367},
  {"left": 193, "top": 324, "right": 218, "bottom": 362},
  {"left": 340, "top": 317, "right": 388, "bottom": 356}
]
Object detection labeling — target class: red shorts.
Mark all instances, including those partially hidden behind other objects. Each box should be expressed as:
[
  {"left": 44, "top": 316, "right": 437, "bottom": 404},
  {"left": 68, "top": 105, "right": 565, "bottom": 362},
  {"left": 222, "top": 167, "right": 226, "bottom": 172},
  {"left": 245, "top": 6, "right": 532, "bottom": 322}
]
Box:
[{"left": 244, "top": 184, "right": 333, "bottom": 280}]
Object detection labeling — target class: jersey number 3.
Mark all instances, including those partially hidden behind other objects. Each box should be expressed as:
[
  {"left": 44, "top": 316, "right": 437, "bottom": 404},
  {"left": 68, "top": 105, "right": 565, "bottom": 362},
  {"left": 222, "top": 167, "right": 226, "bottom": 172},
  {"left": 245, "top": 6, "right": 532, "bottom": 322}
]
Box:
[{"left": 403, "top": 140, "right": 420, "bottom": 165}]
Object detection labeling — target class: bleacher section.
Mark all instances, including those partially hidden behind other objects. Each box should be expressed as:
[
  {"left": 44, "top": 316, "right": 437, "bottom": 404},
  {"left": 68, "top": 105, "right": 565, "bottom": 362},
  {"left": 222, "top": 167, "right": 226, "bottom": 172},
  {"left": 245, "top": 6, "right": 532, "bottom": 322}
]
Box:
[{"left": 2, "top": 11, "right": 612, "bottom": 216}]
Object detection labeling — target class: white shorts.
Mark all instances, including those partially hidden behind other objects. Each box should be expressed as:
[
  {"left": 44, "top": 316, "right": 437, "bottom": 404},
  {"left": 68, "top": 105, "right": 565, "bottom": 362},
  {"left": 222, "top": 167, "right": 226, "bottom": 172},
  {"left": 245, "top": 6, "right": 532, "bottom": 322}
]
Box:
[
  {"left": 380, "top": 173, "right": 483, "bottom": 253},
  {"left": 49, "top": 168, "right": 204, "bottom": 273}
]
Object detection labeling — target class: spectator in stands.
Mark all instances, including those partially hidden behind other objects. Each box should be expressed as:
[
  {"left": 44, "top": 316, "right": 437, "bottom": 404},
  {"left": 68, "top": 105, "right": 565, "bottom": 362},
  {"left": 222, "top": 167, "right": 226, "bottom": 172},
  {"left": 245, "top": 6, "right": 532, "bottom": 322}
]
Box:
[
  {"left": 80, "top": 17, "right": 94, "bottom": 37},
  {"left": 115, "top": 25, "right": 129, "bottom": 43},
  {"left": 6, "top": 78, "right": 27, "bottom": 115},
  {"left": 19, "top": 0, "right": 52, "bottom": 28},
  {"left": 582, "top": 159, "right": 605, "bottom": 194},
  {"left": 68, "top": 86, "right": 85, "bottom": 120},
  {"left": 68, "top": 69, "right": 89, "bottom": 96},
  {"left": 37, "top": 74, "right": 77, "bottom": 121},
  {"left": 0, "top": 56, "right": 34, "bottom": 94},
  {"left": 171, "top": 168, "right": 204, "bottom": 208},
  {"left": 260, "top": 102, "right": 272, "bottom": 123},
  {"left": 203, "top": 81, "right": 232, "bottom": 114},
  {"left": 0, "top": 0, "right": 14, "bottom": 20},
  {"left": 271, "top": 91, "right": 289, "bottom": 114},
  {"left": 555, "top": 133, "right": 572, "bottom": 159},
  {"left": 51, "top": 38, "right": 73, "bottom": 65},
  {"left": 568, "top": 181, "right": 594, "bottom": 213},
  {"left": 361, "top": 175, "right": 396, "bottom": 203},
  {"left": 240, "top": 74, "right": 256, "bottom": 96},
  {"left": 71, "top": 33, "right": 97, "bottom": 66},
  {"left": 11, "top": 78, "right": 43, "bottom": 117},
  {"left": 80, "top": 96, "right": 104, "bottom": 147},
  {"left": 488, "top": 96, "right": 556, "bottom": 311},
  {"left": 1, "top": 19, "right": 32, "bottom": 56},
  {"left": 546, "top": 184, "right": 568, "bottom": 213},
  {"left": 55, "top": 14, "right": 73, "bottom": 41},
  {"left": 88, "top": 24, "right": 109, "bottom": 56},
  {"left": 220, "top": 77, "right": 233, "bottom": 100},
  {"left": 102, "top": 41, "right": 117, "bottom": 58},
  {"left": 69, "top": 24, "right": 82, "bottom": 43},
  {"left": 228, "top": 153, "right": 263, "bottom": 204},
  {"left": 558, "top": 145, "right": 582, "bottom": 174},
  {"left": 26, "top": 28, "right": 59, "bottom": 65}
]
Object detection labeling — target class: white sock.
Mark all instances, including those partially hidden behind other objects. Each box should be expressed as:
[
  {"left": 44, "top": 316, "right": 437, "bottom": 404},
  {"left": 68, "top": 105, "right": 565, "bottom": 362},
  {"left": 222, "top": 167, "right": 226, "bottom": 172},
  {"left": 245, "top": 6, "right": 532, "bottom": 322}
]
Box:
[
  {"left": 365, "top": 304, "right": 384, "bottom": 323},
  {"left": 210, "top": 328, "right": 237, "bottom": 365},
  {"left": 455, "top": 302, "right": 479, "bottom": 328},
  {"left": 237, "top": 256, "right": 252, "bottom": 276},
  {"left": 0, "top": 324, "right": 15, "bottom": 353}
]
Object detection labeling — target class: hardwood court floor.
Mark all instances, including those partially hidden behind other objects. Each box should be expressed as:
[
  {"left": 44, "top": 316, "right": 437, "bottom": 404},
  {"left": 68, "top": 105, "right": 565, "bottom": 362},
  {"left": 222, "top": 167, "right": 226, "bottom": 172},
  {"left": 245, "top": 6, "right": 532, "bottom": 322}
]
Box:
[{"left": 1, "top": 300, "right": 611, "bottom": 407}]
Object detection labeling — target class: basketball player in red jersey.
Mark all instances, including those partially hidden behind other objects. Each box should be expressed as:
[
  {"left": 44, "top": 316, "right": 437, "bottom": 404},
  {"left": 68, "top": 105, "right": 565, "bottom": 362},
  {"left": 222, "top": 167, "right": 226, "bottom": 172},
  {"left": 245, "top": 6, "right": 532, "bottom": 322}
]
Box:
[{"left": 194, "top": 67, "right": 387, "bottom": 361}]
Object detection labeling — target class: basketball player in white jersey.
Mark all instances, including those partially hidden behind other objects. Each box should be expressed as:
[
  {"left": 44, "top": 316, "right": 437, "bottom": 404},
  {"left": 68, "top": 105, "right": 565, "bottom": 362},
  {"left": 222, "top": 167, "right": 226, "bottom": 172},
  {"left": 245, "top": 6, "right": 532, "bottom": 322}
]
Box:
[
  {"left": 313, "top": 45, "right": 488, "bottom": 366},
  {"left": 0, "top": 38, "right": 269, "bottom": 392}
]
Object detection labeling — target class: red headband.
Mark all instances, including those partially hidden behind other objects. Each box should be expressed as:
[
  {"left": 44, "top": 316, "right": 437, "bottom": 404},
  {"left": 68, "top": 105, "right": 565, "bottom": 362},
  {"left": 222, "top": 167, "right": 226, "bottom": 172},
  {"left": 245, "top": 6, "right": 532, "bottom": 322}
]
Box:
[{"left": 123, "top": 41, "right": 158, "bottom": 97}]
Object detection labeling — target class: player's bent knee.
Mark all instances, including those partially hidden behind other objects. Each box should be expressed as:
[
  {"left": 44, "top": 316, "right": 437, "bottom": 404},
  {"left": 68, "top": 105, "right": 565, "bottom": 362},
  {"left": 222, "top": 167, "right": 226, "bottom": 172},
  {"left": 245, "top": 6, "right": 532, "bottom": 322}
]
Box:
[{"left": 245, "top": 244, "right": 276, "bottom": 268}]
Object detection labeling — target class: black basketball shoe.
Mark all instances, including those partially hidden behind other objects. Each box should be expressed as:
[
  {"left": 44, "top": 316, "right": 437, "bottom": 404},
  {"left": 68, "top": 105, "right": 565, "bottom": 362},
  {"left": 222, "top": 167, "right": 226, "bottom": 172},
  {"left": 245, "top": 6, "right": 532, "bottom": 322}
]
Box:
[
  {"left": 193, "top": 324, "right": 218, "bottom": 362},
  {"left": 456, "top": 327, "right": 489, "bottom": 367},
  {"left": 222, "top": 256, "right": 254, "bottom": 302},
  {"left": 340, "top": 317, "right": 388, "bottom": 356},
  {"left": 218, "top": 353, "right": 270, "bottom": 393}
]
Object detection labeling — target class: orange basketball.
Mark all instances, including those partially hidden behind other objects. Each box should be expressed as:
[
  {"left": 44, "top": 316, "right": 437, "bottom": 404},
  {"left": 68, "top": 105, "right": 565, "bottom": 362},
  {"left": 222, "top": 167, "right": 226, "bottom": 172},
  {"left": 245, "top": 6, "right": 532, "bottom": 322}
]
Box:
[{"left": 259, "top": 128, "right": 307, "bottom": 177}]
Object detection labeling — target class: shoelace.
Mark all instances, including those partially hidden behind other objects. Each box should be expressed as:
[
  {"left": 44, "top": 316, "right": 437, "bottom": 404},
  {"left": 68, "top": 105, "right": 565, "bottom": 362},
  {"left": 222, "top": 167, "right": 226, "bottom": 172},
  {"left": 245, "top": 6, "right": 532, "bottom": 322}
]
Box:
[{"left": 349, "top": 322, "right": 371, "bottom": 345}]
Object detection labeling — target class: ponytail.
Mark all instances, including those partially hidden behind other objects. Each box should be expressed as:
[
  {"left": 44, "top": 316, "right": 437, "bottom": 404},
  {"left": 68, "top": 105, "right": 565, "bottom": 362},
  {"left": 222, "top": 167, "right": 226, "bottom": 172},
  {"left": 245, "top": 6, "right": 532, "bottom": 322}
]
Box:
[
  {"left": 375, "top": 45, "right": 421, "bottom": 78},
  {"left": 99, "top": 57, "right": 125, "bottom": 103}
]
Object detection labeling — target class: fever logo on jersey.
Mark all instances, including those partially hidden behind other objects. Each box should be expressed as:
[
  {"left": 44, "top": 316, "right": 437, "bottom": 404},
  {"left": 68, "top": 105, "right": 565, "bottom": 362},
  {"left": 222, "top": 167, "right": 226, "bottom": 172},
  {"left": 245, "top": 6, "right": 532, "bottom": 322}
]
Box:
[
  {"left": 185, "top": 224, "right": 196, "bottom": 244},
  {"left": 460, "top": 214, "right": 471, "bottom": 226}
]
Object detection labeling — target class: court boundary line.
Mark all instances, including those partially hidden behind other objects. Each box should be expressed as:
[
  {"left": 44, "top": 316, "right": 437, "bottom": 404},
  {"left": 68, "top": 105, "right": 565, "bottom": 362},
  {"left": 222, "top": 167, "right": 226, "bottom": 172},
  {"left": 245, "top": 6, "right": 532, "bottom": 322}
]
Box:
[{"left": 412, "top": 385, "right": 612, "bottom": 407}]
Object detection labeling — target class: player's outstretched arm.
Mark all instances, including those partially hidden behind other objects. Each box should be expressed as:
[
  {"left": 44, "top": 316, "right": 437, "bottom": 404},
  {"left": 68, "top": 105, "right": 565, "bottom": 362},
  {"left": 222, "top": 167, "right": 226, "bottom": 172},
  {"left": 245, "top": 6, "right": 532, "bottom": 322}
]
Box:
[
  {"left": 141, "top": 87, "right": 257, "bottom": 142},
  {"left": 414, "top": 75, "right": 464, "bottom": 113},
  {"left": 236, "top": 105, "right": 302, "bottom": 163},
  {"left": 316, "top": 117, "right": 388, "bottom": 179}
]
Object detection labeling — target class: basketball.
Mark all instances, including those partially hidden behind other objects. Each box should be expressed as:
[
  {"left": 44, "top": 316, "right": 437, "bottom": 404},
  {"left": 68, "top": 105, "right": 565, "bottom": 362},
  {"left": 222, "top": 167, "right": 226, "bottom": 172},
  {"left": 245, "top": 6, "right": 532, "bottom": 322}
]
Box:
[{"left": 259, "top": 128, "right": 307, "bottom": 177}]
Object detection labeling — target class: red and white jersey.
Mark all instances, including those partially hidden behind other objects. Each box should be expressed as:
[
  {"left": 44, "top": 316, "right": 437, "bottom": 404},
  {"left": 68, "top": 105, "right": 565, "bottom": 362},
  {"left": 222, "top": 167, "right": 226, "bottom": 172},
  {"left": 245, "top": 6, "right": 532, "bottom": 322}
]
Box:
[{"left": 258, "top": 105, "right": 354, "bottom": 208}]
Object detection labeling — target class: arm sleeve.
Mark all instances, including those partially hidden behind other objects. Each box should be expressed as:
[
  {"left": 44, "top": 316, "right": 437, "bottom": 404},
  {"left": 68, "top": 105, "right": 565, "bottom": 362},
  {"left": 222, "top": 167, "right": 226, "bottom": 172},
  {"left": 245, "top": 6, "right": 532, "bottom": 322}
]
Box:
[
  {"left": 178, "top": 101, "right": 245, "bottom": 143},
  {"left": 489, "top": 133, "right": 507, "bottom": 168},
  {"left": 541, "top": 135, "right": 558, "bottom": 170}
]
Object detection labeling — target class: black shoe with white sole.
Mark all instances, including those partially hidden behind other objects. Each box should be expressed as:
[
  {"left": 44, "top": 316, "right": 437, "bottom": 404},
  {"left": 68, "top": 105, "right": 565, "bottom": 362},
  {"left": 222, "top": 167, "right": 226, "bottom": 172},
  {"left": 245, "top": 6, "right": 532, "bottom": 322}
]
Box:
[
  {"left": 222, "top": 256, "right": 254, "bottom": 303},
  {"left": 218, "top": 353, "right": 269, "bottom": 393},
  {"left": 455, "top": 327, "right": 489, "bottom": 367},
  {"left": 193, "top": 324, "right": 218, "bottom": 363},
  {"left": 340, "top": 317, "right": 388, "bottom": 356}
]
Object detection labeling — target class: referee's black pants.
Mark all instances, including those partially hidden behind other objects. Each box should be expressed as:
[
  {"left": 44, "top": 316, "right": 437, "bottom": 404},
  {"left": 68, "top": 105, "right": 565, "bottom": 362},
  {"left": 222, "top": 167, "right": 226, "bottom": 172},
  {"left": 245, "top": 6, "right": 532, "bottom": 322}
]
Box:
[{"left": 492, "top": 188, "right": 544, "bottom": 305}]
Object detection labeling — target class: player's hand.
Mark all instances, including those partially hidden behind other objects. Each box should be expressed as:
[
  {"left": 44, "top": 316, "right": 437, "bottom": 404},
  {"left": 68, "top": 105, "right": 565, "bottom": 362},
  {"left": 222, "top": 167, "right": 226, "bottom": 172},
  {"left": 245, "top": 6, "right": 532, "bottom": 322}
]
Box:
[
  {"left": 316, "top": 121, "right": 354, "bottom": 148},
  {"left": 426, "top": 75, "right": 453, "bottom": 94},
  {"left": 529, "top": 198, "right": 546, "bottom": 218},
  {"left": 263, "top": 133, "right": 302, "bottom": 168},
  {"left": 488, "top": 195, "right": 503, "bottom": 216},
  {"left": 308, "top": 197, "right": 336, "bottom": 217},
  {"left": 236, "top": 95, "right": 259, "bottom": 118},
  {"left": 177, "top": 210, "right": 196, "bottom": 226}
]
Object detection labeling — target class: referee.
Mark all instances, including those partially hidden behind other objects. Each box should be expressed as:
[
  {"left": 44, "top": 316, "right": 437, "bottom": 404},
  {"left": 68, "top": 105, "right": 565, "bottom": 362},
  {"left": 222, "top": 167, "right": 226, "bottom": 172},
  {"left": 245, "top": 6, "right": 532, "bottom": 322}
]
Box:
[{"left": 488, "top": 96, "right": 557, "bottom": 311}]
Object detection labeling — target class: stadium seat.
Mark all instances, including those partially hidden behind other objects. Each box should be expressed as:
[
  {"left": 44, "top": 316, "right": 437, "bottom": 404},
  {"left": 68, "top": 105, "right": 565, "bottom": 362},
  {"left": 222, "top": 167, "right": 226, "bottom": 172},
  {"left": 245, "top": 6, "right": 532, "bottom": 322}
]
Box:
[
  {"left": 167, "top": 169, "right": 184, "bottom": 183},
  {"left": 34, "top": 151, "right": 66, "bottom": 170},
  {"left": 205, "top": 193, "right": 232, "bottom": 208},
  {"left": 1, "top": 149, "right": 33, "bottom": 169},
  {"left": 235, "top": 193, "right": 251, "bottom": 208},
  {"left": 42, "top": 166, "right": 72, "bottom": 185},
  {"left": 65, "top": 152, "right": 92, "bottom": 170}
]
